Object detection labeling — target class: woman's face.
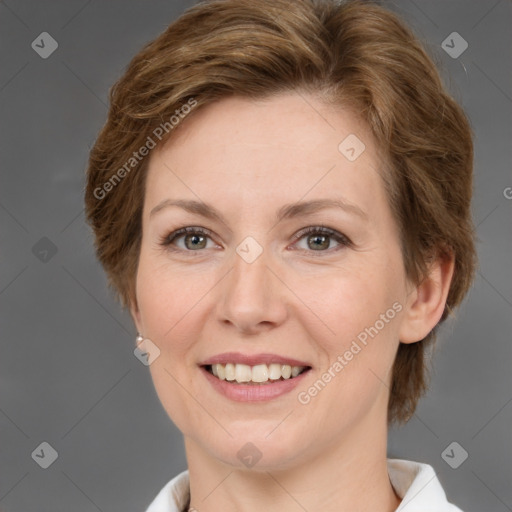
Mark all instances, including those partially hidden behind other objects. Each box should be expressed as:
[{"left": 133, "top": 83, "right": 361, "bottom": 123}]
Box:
[{"left": 132, "top": 92, "right": 414, "bottom": 469}]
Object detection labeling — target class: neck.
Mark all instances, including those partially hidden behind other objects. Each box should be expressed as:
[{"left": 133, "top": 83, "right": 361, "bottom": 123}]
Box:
[{"left": 184, "top": 408, "right": 402, "bottom": 512}]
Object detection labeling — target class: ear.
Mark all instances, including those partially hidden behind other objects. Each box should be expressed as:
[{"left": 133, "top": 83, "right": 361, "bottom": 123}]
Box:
[{"left": 398, "top": 251, "right": 455, "bottom": 344}]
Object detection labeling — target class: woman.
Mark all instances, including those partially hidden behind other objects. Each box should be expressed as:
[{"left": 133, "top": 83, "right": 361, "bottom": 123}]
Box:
[{"left": 85, "top": 0, "right": 476, "bottom": 510}]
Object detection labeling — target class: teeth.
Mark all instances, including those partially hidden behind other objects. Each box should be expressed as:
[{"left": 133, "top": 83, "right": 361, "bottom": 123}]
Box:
[
  {"left": 210, "top": 363, "right": 307, "bottom": 383},
  {"left": 216, "top": 363, "right": 226, "bottom": 380},
  {"left": 252, "top": 364, "right": 268, "bottom": 383},
  {"left": 235, "top": 364, "right": 252, "bottom": 383},
  {"left": 268, "top": 363, "right": 282, "bottom": 380},
  {"left": 291, "top": 366, "right": 302, "bottom": 377},
  {"left": 225, "top": 363, "right": 236, "bottom": 381}
]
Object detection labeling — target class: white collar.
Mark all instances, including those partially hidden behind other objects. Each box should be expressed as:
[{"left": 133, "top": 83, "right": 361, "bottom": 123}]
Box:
[{"left": 145, "top": 458, "right": 464, "bottom": 512}]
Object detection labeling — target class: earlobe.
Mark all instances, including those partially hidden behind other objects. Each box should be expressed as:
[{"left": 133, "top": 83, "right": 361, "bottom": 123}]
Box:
[{"left": 398, "top": 253, "right": 455, "bottom": 344}]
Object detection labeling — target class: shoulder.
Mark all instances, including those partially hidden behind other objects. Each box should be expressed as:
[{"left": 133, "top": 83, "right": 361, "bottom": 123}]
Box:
[{"left": 387, "top": 458, "right": 464, "bottom": 511}]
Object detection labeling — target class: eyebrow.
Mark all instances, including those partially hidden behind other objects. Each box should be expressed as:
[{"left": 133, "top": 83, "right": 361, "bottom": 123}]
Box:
[{"left": 149, "top": 198, "right": 368, "bottom": 224}]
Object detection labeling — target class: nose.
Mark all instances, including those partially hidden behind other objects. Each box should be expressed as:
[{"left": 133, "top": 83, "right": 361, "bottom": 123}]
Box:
[{"left": 216, "top": 244, "right": 288, "bottom": 335}]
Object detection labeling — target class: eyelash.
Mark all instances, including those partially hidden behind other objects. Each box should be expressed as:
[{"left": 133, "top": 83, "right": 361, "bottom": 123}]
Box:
[{"left": 159, "top": 225, "right": 352, "bottom": 256}]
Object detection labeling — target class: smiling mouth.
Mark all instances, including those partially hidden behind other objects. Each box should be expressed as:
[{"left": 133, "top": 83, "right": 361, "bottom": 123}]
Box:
[{"left": 203, "top": 363, "right": 311, "bottom": 385}]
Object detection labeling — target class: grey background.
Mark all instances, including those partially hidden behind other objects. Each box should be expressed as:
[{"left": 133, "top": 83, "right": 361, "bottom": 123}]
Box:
[{"left": 0, "top": 1, "right": 510, "bottom": 511}]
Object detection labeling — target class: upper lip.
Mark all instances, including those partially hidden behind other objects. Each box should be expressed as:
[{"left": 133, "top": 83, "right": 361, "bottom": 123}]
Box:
[{"left": 199, "top": 352, "right": 312, "bottom": 368}]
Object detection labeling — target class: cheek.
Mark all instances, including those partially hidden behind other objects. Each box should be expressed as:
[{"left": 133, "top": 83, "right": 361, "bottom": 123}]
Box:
[
  {"left": 300, "top": 260, "right": 401, "bottom": 339},
  {"left": 292, "top": 269, "right": 402, "bottom": 422},
  {"left": 299, "top": 259, "right": 403, "bottom": 388},
  {"left": 135, "top": 255, "right": 211, "bottom": 432},
  {"left": 136, "top": 251, "right": 203, "bottom": 330}
]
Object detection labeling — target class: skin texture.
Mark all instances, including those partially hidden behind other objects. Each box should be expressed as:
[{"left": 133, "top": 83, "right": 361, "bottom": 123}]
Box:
[{"left": 131, "top": 92, "right": 454, "bottom": 512}]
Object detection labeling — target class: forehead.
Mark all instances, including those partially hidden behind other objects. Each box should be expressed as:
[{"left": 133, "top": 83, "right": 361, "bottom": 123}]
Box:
[{"left": 144, "top": 92, "right": 387, "bottom": 221}]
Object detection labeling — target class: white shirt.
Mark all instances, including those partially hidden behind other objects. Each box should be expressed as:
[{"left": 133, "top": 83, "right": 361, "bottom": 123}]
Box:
[{"left": 145, "top": 458, "right": 464, "bottom": 512}]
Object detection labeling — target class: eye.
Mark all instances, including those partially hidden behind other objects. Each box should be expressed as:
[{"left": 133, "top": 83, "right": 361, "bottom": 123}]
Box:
[
  {"left": 159, "top": 225, "right": 352, "bottom": 255},
  {"left": 291, "top": 225, "right": 351, "bottom": 255},
  {"left": 160, "top": 226, "right": 217, "bottom": 252}
]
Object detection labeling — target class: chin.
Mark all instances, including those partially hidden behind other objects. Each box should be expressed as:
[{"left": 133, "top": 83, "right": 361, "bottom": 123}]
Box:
[{"left": 198, "top": 425, "right": 312, "bottom": 471}]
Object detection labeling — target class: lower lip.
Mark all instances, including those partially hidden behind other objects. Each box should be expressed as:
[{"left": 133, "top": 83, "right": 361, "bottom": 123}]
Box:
[{"left": 200, "top": 366, "right": 311, "bottom": 402}]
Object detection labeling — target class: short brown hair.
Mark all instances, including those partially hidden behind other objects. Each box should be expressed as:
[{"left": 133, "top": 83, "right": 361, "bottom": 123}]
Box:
[{"left": 85, "top": 0, "right": 476, "bottom": 425}]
